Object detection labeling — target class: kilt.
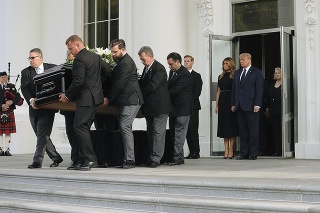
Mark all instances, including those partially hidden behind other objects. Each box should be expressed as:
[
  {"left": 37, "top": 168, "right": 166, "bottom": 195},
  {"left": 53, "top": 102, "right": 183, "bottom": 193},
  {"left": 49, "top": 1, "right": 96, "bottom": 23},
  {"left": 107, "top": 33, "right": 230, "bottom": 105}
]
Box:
[{"left": 0, "top": 112, "right": 16, "bottom": 134}]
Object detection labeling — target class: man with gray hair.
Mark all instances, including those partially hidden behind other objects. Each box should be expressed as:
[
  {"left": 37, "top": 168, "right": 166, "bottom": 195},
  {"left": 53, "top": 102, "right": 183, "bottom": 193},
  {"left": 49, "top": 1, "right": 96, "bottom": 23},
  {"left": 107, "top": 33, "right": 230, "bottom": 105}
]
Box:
[
  {"left": 138, "top": 46, "right": 170, "bottom": 168},
  {"left": 21, "top": 48, "right": 63, "bottom": 169}
]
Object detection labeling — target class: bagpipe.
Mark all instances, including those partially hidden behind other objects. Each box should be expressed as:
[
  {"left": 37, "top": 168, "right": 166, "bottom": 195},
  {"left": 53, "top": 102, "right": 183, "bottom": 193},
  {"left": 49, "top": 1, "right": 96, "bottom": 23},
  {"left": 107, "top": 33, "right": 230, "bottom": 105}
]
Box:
[
  {"left": 0, "top": 63, "right": 24, "bottom": 124},
  {"left": 3, "top": 62, "right": 24, "bottom": 107}
]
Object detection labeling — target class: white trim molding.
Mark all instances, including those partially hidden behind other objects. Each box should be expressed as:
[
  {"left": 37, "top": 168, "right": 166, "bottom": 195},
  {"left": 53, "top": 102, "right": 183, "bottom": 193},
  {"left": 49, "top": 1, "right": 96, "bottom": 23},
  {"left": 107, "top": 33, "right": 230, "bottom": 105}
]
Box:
[
  {"left": 304, "top": 0, "right": 317, "bottom": 50},
  {"left": 196, "top": 0, "right": 213, "bottom": 37}
]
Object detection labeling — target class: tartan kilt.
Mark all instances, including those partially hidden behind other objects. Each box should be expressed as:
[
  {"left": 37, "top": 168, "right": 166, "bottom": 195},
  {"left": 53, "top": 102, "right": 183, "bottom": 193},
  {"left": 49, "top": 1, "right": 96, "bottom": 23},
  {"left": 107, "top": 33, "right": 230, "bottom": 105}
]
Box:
[{"left": 0, "top": 112, "right": 16, "bottom": 134}]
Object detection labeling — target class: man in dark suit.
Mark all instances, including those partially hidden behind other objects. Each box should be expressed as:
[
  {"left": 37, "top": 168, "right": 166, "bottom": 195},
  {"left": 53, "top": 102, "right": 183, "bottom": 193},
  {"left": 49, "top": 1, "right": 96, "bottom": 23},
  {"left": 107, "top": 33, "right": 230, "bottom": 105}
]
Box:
[
  {"left": 231, "top": 53, "right": 264, "bottom": 160},
  {"left": 59, "top": 35, "right": 111, "bottom": 171},
  {"left": 105, "top": 39, "right": 144, "bottom": 169},
  {"left": 21, "top": 48, "right": 63, "bottom": 169},
  {"left": 167, "top": 52, "right": 192, "bottom": 165},
  {"left": 183, "top": 55, "right": 202, "bottom": 159},
  {"left": 138, "top": 46, "right": 171, "bottom": 168}
]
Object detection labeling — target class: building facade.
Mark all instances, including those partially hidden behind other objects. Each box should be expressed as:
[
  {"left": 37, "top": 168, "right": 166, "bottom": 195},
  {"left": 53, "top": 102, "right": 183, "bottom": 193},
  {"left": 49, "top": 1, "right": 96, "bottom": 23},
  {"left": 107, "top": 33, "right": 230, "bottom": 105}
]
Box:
[{"left": 0, "top": 0, "right": 319, "bottom": 159}]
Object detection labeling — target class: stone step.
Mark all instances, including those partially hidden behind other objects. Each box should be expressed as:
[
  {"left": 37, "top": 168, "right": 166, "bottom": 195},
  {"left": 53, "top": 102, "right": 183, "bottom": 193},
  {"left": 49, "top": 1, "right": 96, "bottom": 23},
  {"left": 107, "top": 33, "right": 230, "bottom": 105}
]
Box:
[
  {"left": 1, "top": 181, "right": 320, "bottom": 213},
  {"left": 0, "top": 171, "right": 320, "bottom": 204},
  {"left": 0, "top": 197, "right": 150, "bottom": 213}
]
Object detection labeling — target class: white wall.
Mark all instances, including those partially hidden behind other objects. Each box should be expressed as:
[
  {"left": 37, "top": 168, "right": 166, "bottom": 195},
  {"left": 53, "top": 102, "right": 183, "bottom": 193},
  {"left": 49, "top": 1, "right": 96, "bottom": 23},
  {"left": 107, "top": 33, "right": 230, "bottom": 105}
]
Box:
[{"left": 0, "top": 0, "right": 79, "bottom": 155}]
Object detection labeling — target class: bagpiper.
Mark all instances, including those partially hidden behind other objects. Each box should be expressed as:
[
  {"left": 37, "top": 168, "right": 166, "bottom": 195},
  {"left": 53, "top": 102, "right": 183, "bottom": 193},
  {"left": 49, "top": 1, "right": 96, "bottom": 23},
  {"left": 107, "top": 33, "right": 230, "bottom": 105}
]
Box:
[{"left": 0, "top": 71, "right": 24, "bottom": 156}]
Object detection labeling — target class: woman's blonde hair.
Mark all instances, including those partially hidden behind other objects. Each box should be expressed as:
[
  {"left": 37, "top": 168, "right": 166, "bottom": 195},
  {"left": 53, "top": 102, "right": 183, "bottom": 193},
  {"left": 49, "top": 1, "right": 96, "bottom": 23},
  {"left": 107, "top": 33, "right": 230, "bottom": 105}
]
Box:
[{"left": 273, "top": 67, "right": 281, "bottom": 80}]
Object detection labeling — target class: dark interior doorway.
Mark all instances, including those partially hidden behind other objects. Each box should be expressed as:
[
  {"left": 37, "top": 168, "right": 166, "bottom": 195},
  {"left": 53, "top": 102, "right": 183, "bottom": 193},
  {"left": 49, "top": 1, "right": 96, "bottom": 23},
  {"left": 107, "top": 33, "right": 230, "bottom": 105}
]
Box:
[{"left": 239, "top": 32, "right": 281, "bottom": 156}]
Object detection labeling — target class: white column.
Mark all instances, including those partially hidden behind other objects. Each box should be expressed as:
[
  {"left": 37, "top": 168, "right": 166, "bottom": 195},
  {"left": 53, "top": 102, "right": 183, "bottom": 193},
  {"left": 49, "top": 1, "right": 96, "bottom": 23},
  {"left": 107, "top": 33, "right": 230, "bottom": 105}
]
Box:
[{"left": 295, "top": 0, "right": 320, "bottom": 159}]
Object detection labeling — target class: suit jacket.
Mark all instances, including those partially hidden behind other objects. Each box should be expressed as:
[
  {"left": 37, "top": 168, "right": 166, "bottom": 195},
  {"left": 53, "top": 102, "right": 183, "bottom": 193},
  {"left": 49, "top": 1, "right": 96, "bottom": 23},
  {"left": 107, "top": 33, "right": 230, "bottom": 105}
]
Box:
[
  {"left": 190, "top": 70, "right": 202, "bottom": 111},
  {"left": 139, "top": 60, "right": 170, "bottom": 117},
  {"left": 168, "top": 65, "right": 192, "bottom": 117},
  {"left": 107, "top": 53, "right": 144, "bottom": 107},
  {"left": 65, "top": 48, "right": 111, "bottom": 106},
  {"left": 231, "top": 66, "right": 264, "bottom": 111},
  {"left": 21, "top": 63, "right": 58, "bottom": 117}
]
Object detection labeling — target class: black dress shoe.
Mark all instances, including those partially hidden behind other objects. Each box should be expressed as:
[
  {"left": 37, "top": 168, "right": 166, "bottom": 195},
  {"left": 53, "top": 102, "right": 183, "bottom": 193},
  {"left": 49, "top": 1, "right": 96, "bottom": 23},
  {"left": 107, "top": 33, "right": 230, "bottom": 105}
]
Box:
[
  {"left": 0, "top": 149, "right": 4, "bottom": 156},
  {"left": 184, "top": 153, "right": 193, "bottom": 159},
  {"left": 118, "top": 160, "right": 135, "bottom": 169},
  {"left": 249, "top": 156, "right": 257, "bottom": 160},
  {"left": 168, "top": 159, "right": 185, "bottom": 166},
  {"left": 148, "top": 161, "right": 160, "bottom": 168},
  {"left": 50, "top": 158, "right": 63, "bottom": 167},
  {"left": 67, "top": 161, "right": 81, "bottom": 170},
  {"left": 190, "top": 153, "right": 200, "bottom": 159},
  {"left": 77, "top": 161, "right": 97, "bottom": 171},
  {"left": 28, "top": 162, "right": 42, "bottom": 169},
  {"left": 236, "top": 155, "right": 249, "bottom": 160},
  {"left": 4, "top": 149, "right": 12, "bottom": 156}
]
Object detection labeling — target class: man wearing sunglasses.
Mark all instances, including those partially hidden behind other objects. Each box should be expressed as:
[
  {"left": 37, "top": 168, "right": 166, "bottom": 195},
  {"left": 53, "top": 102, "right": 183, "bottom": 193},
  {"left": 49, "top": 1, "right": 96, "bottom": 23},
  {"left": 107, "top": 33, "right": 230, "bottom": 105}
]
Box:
[{"left": 21, "top": 48, "right": 63, "bottom": 169}]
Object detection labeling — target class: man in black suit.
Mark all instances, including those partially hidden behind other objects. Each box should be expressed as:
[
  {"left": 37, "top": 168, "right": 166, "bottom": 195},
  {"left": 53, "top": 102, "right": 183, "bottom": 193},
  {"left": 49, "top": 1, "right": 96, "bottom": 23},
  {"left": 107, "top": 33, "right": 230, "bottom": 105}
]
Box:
[
  {"left": 183, "top": 55, "right": 202, "bottom": 159},
  {"left": 231, "top": 53, "right": 264, "bottom": 160},
  {"left": 167, "top": 52, "right": 192, "bottom": 165},
  {"left": 21, "top": 48, "right": 63, "bottom": 169},
  {"left": 138, "top": 46, "right": 171, "bottom": 168},
  {"left": 105, "top": 39, "right": 144, "bottom": 169},
  {"left": 59, "top": 35, "right": 111, "bottom": 171}
]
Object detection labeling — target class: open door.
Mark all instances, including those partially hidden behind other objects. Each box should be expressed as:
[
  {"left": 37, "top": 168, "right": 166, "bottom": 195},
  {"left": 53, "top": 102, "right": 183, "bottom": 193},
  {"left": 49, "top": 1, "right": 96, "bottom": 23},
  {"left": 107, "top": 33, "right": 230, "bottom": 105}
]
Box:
[
  {"left": 209, "top": 35, "right": 238, "bottom": 156},
  {"left": 209, "top": 27, "right": 295, "bottom": 157},
  {"left": 280, "top": 26, "right": 294, "bottom": 157}
]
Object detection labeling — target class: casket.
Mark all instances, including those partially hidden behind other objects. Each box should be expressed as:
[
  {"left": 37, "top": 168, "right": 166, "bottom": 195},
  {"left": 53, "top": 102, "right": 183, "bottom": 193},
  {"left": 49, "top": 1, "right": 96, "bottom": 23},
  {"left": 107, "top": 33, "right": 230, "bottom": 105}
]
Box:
[{"left": 34, "top": 64, "right": 118, "bottom": 116}]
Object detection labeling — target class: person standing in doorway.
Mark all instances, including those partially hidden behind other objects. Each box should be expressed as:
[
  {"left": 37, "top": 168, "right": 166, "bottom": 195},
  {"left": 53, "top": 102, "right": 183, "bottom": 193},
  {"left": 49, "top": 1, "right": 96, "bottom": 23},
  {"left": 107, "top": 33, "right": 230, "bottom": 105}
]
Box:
[
  {"left": 231, "top": 53, "right": 264, "bottom": 160},
  {"left": 215, "top": 57, "right": 238, "bottom": 159},
  {"left": 265, "top": 67, "right": 282, "bottom": 156},
  {"left": 167, "top": 52, "right": 192, "bottom": 166},
  {"left": 105, "top": 39, "right": 144, "bottom": 169},
  {"left": 21, "top": 48, "right": 63, "bottom": 168},
  {"left": 184, "top": 55, "right": 202, "bottom": 159},
  {"left": 138, "top": 46, "right": 170, "bottom": 168}
]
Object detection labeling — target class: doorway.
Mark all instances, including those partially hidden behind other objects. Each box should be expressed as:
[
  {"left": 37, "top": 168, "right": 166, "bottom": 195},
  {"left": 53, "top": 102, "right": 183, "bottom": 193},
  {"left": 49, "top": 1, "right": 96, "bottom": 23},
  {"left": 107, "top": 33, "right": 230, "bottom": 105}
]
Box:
[
  {"left": 209, "top": 28, "right": 295, "bottom": 158},
  {"left": 239, "top": 33, "right": 281, "bottom": 156}
]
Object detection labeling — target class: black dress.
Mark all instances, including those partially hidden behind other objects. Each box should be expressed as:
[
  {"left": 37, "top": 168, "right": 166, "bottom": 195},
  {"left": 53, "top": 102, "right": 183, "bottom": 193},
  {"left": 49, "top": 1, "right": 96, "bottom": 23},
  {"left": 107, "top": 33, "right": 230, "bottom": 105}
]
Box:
[{"left": 217, "top": 72, "right": 238, "bottom": 138}]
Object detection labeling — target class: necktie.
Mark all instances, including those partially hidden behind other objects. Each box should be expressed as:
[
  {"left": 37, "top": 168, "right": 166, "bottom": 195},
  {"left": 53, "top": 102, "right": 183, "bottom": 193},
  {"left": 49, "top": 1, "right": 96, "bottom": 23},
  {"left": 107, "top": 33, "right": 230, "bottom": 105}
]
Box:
[
  {"left": 142, "top": 67, "right": 148, "bottom": 79},
  {"left": 240, "top": 69, "right": 246, "bottom": 82},
  {"left": 35, "top": 67, "right": 42, "bottom": 74}
]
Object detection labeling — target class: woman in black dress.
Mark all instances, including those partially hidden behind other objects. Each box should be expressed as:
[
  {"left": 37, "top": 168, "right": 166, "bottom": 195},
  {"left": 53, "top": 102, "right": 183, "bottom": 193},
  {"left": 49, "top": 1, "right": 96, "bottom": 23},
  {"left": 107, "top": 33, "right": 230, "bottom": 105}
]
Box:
[
  {"left": 215, "top": 57, "right": 238, "bottom": 159},
  {"left": 265, "top": 67, "right": 282, "bottom": 156}
]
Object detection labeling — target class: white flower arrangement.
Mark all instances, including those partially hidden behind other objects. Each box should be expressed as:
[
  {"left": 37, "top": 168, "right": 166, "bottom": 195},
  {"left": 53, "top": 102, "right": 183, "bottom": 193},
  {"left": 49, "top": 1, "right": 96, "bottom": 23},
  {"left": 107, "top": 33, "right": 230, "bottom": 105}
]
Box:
[{"left": 66, "top": 46, "right": 115, "bottom": 67}]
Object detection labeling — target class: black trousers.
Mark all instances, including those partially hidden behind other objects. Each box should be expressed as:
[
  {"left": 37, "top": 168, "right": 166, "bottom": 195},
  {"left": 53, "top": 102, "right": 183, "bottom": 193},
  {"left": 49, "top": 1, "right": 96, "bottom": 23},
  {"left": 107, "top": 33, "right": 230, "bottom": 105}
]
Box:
[
  {"left": 63, "top": 111, "right": 84, "bottom": 162},
  {"left": 271, "top": 115, "right": 282, "bottom": 154},
  {"left": 73, "top": 105, "right": 98, "bottom": 163},
  {"left": 186, "top": 110, "right": 200, "bottom": 154}
]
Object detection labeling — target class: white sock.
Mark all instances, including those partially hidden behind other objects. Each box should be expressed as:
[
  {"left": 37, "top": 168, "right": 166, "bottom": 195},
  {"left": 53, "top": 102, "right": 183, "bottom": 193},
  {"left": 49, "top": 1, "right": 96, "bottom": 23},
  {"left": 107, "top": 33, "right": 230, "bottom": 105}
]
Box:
[{"left": 5, "top": 135, "right": 11, "bottom": 150}]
